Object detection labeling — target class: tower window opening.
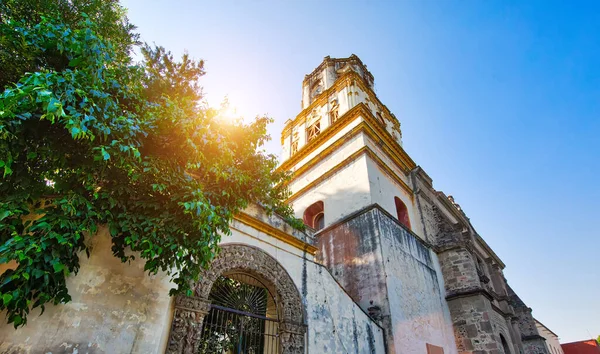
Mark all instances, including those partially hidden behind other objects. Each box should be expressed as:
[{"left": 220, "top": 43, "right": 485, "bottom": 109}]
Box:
[
  {"left": 290, "top": 132, "right": 299, "bottom": 155},
  {"left": 303, "top": 201, "right": 324, "bottom": 230},
  {"left": 313, "top": 212, "right": 324, "bottom": 230},
  {"left": 306, "top": 121, "right": 321, "bottom": 141},
  {"left": 376, "top": 112, "right": 385, "bottom": 124},
  {"left": 394, "top": 197, "right": 411, "bottom": 230}
]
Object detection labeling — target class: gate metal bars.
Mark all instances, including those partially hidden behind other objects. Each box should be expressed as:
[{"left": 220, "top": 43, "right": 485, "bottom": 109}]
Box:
[{"left": 198, "top": 274, "right": 280, "bottom": 354}]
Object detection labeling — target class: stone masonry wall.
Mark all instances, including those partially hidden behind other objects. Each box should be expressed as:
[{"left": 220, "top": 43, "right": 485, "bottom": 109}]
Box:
[
  {"left": 447, "top": 294, "right": 500, "bottom": 353},
  {"left": 438, "top": 248, "right": 481, "bottom": 296},
  {"left": 491, "top": 309, "right": 516, "bottom": 354}
]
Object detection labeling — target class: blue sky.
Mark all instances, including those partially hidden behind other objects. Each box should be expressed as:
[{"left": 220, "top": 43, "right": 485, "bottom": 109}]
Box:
[{"left": 122, "top": 0, "right": 599, "bottom": 342}]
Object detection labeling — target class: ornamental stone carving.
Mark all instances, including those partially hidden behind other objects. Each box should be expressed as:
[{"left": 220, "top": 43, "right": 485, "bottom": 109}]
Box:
[
  {"left": 166, "top": 243, "right": 306, "bottom": 354},
  {"left": 195, "top": 243, "right": 305, "bottom": 328},
  {"left": 166, "top": 296, "right": 211, "bottom": 354}
]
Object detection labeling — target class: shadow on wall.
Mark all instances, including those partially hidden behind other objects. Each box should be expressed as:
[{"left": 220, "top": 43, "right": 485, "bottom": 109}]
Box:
[{"left": 299, "top": 185, "right": 456, "bottom": 353}]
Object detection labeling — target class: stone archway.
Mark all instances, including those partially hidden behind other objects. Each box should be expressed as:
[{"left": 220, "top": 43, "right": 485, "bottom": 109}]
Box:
[{"left": 166, "top": 244, "right": 306, "bottom": 354}]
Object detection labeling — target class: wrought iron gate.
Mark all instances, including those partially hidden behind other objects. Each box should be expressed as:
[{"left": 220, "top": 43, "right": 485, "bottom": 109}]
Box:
[{"left": 198, "top": 274, "right": 280, "bottom": 354}]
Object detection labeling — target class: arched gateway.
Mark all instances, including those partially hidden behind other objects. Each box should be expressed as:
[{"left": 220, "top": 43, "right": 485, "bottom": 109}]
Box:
[{"left": 166, "top": 244, "right": 306, "bottom": 354}]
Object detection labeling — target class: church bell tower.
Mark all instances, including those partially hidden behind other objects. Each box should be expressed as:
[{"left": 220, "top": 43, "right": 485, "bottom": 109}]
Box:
[
  {"left": 279, "top": 54, "right": 417, "bottom": 237},
  {"left": 277, "top": 55, "right": 461, "bottom": 354}
]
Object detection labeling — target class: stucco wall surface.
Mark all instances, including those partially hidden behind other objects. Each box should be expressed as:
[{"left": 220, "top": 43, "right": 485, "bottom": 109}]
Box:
[
  {"left": 0, "top": 227, "right": 174, "bottom": 354},
  {"left": 535, "top": 322, "right": 563, "bottom": 354},
  {"left": 291, "top": 154, "right": 372, "bottom": 228},
  {"left": 0, "top": 211, "right": 385, "bottom": 354},
  {"left": 304, "top": 262, "right": 386, "bottom": 353},
  {"left": 376, "top": 209, "right": 458, "bottom": 354},
  {"left": 225, "top": 219, "right": 386, "bottom": 353},
  {"left": 365, "top": 156, "right": 419, "bottom": 238}
]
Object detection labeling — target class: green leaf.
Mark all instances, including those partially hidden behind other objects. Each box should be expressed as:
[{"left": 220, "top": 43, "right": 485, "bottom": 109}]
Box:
[
  {"left": 101, "top": 147, "right": 110, "bottom": 160},
  {"left": 52, "top": 263, "right": 65, "bottom": 273},
  {"left": 0, "top": 210, "right": 11, "bottom": 221},
  {"left": 47, "top": 98, "right": 61, "bottom": 113},
  {"left": 2, "top": 294, "right": 12, "bottom": 306},
  {"left": 3, "top": 165, "right": 12, "bottom": 177},
  {"left": 71, "top": 127, "right": 81, "bottom": 137},
  {"left": 68, "top": 57, "right": 83, "bottom": 67}
]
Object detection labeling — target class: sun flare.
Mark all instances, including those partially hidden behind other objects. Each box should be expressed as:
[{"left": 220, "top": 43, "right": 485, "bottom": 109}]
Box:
[{"left": 212, "top": 93, "right": 256, "bottom": 124}]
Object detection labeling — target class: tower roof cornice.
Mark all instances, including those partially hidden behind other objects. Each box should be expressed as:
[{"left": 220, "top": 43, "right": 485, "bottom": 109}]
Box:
[
  {"left": 303, "top": 54, "right": 374, "bottom": 86},
  {"left": 282, "top": 70, "right": 398, "bottom": 143}
]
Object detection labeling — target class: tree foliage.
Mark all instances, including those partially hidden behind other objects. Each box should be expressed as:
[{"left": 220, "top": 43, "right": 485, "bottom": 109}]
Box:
[{"left": 0, "top": 1, "right": 301, "bottom": 328}]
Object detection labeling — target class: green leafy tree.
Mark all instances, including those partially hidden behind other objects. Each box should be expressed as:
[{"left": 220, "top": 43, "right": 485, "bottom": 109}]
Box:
[
  {"left": 0, "top": 0, "right": 137, "bottom": 91},
  {"left": 0, "top": 1, "right": 301, "bottom": 328}
]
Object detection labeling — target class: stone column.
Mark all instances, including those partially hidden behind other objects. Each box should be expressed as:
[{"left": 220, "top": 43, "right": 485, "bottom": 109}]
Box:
[
  {"left": 279, "top": 321, "right": 307, "bottom": 354},
  {"left": 166, "top": 295, "right": 211, "bottom": 354},
  {"left": 432, "top": 208, "right": 500, "bottom": 353},
  {"left": 516, "top": 307, "right": 549, "bottom": 354},
  {"left": 510, "top": 317, "right": 525, "bottom": 354}
]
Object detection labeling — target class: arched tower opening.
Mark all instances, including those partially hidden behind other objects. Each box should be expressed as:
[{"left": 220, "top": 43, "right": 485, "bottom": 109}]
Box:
[
  {"left": 303, "top": 201, "right": 324, "bottom": 231},
  {"left": 394, "top": 197, "right": 411, "bottom": 230}
]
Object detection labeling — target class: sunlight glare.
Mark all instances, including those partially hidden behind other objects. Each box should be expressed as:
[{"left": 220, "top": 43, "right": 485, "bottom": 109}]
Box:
[{"left": 212, "top": 92, "right": 257, "bottom": 124}]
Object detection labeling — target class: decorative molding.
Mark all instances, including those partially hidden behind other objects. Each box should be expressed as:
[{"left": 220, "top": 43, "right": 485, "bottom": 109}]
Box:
[
  {"left": 522, "top": 334, "right": 547, "bottom": 342},
  {"left": 166, "top": 297, "right": 209, "bottom": 354},
  {"left": 233, "top": 212, "right": 318, "bottom": 255},
  {"left": 285, "top": 144, "right": 414, "bottom": 204},
  {"left": 284, "top": 70, "right": 396, "bottom": 140},
  {"left": 279, "top": 103, "right": 415, "bottom": 175},
  {"left": 445, "top": 288, "right": 494, "bottom": 302},
  {"left": 174, "top": 295, "right": 210, "bottom": 315}
]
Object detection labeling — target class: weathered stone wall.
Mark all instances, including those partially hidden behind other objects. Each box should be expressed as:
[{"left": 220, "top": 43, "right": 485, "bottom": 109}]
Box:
[
  {"left": 491, "top": 309, "right": 517, "bottom": 354},
  {"left": 438, "top": 248, "right": 480, "bottom": 296},
  {"left": 516, "top": 309, "right": 549, "bottom": 354},
  {"left": 305, "top": 259, "right": 385, "bottom": 353},
  {"left": 0, "top": 226, "right": 174, "bottom": 354},
  {"left": 315, "top": 206, "right": 395, "bottom": 350},
  {"left": 509, "top": 287, "right": 549, "bottom": 354},
  {"left": 213, "top": 216, "right": 388, "bottom": 354},
  {"left": 446, "top": 294, "right": 499, "bottom": 353},
  {"left": 316, "top": 205, "right": 458, "bottom": 354},
  {"left": 315, "top": 206, "right": 387, "bottom": 312},
  {"left": 376, "top": 208, "right": 458, "bottom": 354}
]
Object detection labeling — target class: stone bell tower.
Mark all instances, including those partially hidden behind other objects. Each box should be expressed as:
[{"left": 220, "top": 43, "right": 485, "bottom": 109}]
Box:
[
  {"left": 278, "top": 55, "right": 458, "bottom": 353},
  {"left": 279, "top": 55, "right": 414, "bottom": 233}
]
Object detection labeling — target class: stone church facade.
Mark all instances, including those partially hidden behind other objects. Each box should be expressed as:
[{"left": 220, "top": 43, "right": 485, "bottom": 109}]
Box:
[{"left": 0, "top": 56, "right": 553, "bottom": 354}]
